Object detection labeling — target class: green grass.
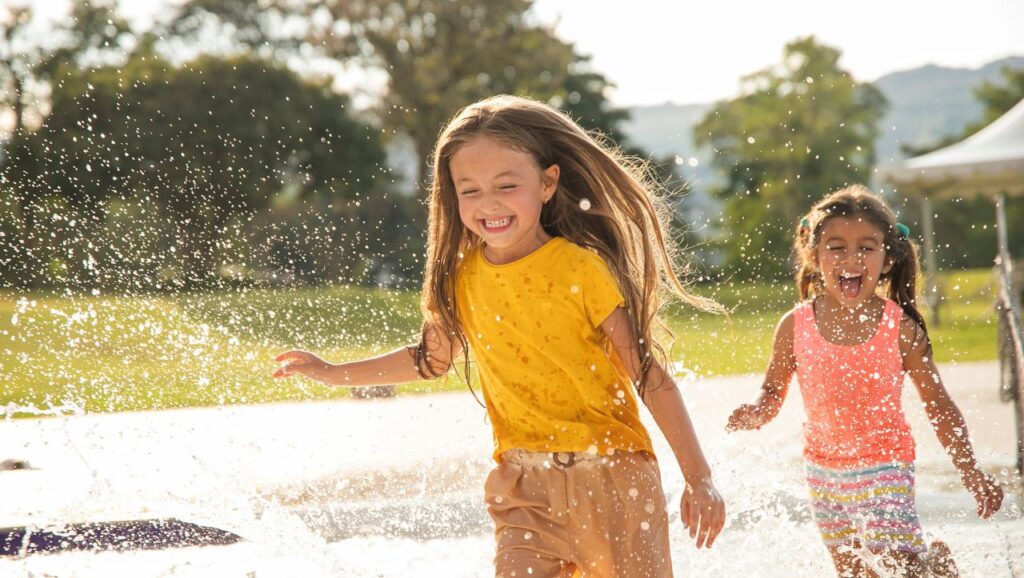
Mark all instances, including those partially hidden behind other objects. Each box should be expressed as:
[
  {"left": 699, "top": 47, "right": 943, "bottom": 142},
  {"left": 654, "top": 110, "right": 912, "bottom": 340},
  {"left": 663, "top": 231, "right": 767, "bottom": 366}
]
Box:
[
  {"left": 0, "top": 269, "right": 1004, "bottom": 414},
  {"left": 664, "top": 268, "right": 1001, "bottom": 376}
]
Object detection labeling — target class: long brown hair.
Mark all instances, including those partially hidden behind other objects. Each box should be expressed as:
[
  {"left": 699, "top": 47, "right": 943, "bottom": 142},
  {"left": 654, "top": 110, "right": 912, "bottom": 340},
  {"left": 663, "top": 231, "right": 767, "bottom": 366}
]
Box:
[
  {"left": 413, "top": 95, "right": 723, "bottom": 397},
  {"left": 794, "top": 185, "right": 930, "bottom": 349}
]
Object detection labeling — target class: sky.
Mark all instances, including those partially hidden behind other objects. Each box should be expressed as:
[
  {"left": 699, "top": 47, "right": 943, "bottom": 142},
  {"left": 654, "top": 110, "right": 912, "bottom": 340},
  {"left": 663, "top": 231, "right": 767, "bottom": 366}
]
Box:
[
  {"left": 533, "top": 0, "right": 1024, "bottom": 106},
  {"left": 11, "top": 0, "right": 1024, "bottom": 108}
]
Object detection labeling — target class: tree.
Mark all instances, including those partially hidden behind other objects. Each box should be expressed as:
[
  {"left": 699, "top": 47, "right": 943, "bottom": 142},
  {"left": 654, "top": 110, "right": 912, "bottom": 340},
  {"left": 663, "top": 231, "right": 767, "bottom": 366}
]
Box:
[
  {"left": 164, "top": 0, "right": 642, "bottom": 193},
  {"left": 896, "top": 64, "right": 1024, "bottom": 271},
  {"left": 0, "top": 0, "right": 131, "bottom": 136},
  {"left": 969, "top": 65, "right": 1024, "bottom": 133},
  {"left": 0, "top": 0, "right": 132, "bottom": 287},
  {"left": 695, "top": 37, "right": 888, "bottom": 279},
  {"left": 557, "top": 56, "right": 630, "bottom": 143},
  {"left": 4, "top": 53, "right": 388, "bottom": 289},
  {"left": 310, "top": 0, "right": 576, "bottom": 189},
  {"left": 0, "top": 5, "right": 33, "bottom": 136}
]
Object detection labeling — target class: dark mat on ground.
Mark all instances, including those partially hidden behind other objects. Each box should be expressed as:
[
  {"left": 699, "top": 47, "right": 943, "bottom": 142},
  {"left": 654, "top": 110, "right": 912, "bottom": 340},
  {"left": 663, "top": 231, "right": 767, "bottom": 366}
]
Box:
[{"left": 0, "top": 519, "right": 243, "bottom": 556}]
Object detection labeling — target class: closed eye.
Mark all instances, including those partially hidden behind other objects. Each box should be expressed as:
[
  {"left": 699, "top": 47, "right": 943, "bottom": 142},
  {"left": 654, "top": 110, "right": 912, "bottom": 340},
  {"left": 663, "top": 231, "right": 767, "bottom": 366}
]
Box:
[{"left": 458, "top": 189, "right": 479, "bottom": 196}]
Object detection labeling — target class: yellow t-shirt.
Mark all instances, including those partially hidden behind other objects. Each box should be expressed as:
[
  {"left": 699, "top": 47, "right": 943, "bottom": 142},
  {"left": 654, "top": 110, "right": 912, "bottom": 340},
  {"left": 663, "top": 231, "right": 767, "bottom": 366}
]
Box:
[{"left": 455, "top": 236, "right": 654, "bottom": 462}]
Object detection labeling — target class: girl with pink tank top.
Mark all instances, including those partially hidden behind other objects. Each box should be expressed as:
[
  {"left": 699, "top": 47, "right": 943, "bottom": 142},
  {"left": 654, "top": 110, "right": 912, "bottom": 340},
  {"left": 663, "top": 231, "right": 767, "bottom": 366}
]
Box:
[
  {"left": 794, "top": 298, "right": 915, "bottom": 468},
  {"left": 727, "top": 186, "right": 1003, "bottom": 578}
]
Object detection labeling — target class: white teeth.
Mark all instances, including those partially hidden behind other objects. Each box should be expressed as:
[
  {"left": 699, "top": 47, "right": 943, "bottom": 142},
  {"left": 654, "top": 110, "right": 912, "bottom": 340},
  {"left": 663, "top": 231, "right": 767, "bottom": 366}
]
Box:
[
  {"left": 484, "top": 217, "right": 510, "bottom": 228},
  {"left": 840, "top": 272, "right": 862, "bottom": 279}
]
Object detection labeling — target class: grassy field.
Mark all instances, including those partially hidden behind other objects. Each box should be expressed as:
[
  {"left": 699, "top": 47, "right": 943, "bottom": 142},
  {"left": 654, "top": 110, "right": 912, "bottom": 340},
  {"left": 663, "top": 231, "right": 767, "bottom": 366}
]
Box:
[
  {"left": 667, "top": 268, "right": 1001, "bottom": 376},
  {"left": 0, "top": 269, "right": 1004, "bottom": 415}
]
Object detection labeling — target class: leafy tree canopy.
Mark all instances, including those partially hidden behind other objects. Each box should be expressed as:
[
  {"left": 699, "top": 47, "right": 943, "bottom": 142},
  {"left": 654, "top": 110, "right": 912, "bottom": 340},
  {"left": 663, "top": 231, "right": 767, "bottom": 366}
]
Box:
[{"left": 695, "top": 36, "right": 888, "bottom": 279}]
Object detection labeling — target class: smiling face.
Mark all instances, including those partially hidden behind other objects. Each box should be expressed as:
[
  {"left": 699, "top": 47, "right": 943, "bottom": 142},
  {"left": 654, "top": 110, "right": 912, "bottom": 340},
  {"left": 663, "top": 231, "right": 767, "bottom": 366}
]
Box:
[
  {"left": 815, "top": 215, "right": 893, "bottom": 309},
  {"left": 449, "top": 136, "right": 560, "bottom": 265}
]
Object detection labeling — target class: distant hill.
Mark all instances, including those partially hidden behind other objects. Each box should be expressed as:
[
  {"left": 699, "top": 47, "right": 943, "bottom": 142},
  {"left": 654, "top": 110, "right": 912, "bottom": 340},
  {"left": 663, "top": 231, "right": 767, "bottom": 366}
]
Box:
[
  {"left": 621, "top": 102, "right": 712, "bottom": 158},
  {"left": 873, "top": 56, "right": 1024, "bottom": 161},
  {"left": 621, "top": 55, "right": 1024, "bottom": 193}
]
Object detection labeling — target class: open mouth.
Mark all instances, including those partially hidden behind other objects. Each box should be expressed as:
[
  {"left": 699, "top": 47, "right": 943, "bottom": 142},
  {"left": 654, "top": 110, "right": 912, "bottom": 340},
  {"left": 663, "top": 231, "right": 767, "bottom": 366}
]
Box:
[
  {"left": 838, "top": 272, "right": 862, "bottom": 299},
  {"left": 481, "top": 216, "right": 513, "bottom": 231}
]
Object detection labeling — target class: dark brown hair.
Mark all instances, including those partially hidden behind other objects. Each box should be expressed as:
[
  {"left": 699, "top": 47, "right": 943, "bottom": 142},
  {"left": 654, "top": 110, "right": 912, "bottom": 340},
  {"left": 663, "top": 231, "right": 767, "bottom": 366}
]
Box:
[
  {"left": 413, "top": 95, "right": 723, "bottom": 397},
  {"left": 794, "top": 184, "right": 930, "bottom": 351}
]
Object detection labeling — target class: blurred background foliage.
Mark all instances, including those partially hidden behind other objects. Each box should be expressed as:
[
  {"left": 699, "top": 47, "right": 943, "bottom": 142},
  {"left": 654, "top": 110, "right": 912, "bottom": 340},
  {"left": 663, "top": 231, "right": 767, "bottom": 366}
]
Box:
[
  {"left": 1, "top": 0, "right": 1021, "bottom": 292},
  {"left": 0, "top": 0, "right": 1021, "bottom": 411},
  {"left": 0, "top": 0, "right": 653, "bottom": 292}
]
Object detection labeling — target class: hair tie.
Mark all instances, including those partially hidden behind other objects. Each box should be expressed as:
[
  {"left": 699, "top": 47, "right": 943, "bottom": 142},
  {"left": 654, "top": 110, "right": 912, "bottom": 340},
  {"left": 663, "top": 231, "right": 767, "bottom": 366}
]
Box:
[
  {"left": 896, "top": 223, "right": 910, "bottom": 238},
  {"left": 799, "top": 217, "right": 810, "bottom": 230}
]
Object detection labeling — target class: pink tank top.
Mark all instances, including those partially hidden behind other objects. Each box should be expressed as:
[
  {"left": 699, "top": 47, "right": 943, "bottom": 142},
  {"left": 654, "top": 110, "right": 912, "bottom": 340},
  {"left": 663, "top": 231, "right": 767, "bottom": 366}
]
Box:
[{"left": 793, "top": 299, "right": 915, "bottom": 467}]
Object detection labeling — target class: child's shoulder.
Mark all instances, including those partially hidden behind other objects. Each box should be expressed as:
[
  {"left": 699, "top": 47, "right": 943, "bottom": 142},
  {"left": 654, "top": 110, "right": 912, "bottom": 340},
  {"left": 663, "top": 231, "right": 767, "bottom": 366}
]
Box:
[
  {"left": 776, "top": 306, "right": 800, "bottom": 333},
  {"left": 771, "top": 300, "right": 815, "bottom": 342},
  {"left": 782, "top": 300, "right": 814, "bottom": 324},
  {"left": 548, "top": 237, "right": 609, "bottom": 270},
  {"left": 893, "top": 304, "right": 929, "bottom": 355}
]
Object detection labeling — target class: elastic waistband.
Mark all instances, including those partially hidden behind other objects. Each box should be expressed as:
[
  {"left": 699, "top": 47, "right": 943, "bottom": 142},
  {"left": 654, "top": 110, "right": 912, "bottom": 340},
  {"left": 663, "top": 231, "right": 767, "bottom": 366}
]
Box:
[{"left": 502, "top": 449, "right": 628, "bottom": 468}]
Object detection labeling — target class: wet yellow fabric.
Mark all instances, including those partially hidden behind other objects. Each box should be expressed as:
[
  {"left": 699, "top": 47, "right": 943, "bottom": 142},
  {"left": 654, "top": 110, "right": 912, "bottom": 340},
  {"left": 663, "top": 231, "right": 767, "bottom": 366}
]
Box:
[{"left": 455, "top": 236, "right": 654, "bottom": 462}]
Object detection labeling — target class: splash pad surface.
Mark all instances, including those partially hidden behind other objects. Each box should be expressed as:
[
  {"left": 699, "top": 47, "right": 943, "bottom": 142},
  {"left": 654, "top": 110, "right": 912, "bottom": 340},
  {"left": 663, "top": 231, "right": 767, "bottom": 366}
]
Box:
[{"left": 1, "top": 361, "right": 1021, "bottom": 577}]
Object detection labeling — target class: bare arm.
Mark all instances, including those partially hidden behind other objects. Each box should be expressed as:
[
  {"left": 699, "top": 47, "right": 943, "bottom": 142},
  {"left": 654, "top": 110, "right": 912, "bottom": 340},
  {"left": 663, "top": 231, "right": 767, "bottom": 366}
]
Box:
[
  {"left": 727, "top": 311, "right": 796, "bottom": 431},
  {"left": 900, "top": 314, "right": 1003, "bottom": 518},
  {"left": 601, "top": 307, "right": 725, "bottom": 549},
  {"left": 274, "top": 323, "right": 463, "bottom": 387}
]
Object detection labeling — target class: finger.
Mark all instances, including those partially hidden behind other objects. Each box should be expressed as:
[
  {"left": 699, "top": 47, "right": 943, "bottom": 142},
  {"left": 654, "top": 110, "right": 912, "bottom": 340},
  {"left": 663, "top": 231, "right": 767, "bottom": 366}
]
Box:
[
  {"left": 979, "top": 492, "right": 993, "bottom": 518},
  {"left": 681, "top": 496, "right": 691, "bottom": 530},
  {"left": 697, "top": 509, "right": 712, "bottom": 548},
  {"left": 985, "top": 487, "right": 1003, "bottom": 518},
  {"left": 979, "top": 486, "right": 992, "bottom": 518},
  {"left": 706, "top": 503, "right": 725, "bottom": 548},
  {"left": 704, "top": 501, "right": 721, "bottom": 548},
  {"left": 685, "top": 499, "right": 697, "bottom": 538},
  {"left": 694, "top": 514, "right": 706, "bottom": 548},
  {"left": 689, "top": 505, "right": 701, "bottom": 546},
  {"left": 275, "top": 351, "right": 303, "bottom": 363}
]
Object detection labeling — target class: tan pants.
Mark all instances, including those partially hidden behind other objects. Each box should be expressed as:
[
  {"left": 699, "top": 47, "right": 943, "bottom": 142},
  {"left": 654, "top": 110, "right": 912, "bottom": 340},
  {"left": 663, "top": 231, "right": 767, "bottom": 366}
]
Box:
[{"left": 485, "top": 449, "right": 674, "bottom": 578}]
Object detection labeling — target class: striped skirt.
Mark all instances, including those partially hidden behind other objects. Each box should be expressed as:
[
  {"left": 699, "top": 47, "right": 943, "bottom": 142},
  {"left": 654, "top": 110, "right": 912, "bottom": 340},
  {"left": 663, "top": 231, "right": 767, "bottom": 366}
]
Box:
[{"left": 805, "top": 461, "right": 926, "bottom": 554}]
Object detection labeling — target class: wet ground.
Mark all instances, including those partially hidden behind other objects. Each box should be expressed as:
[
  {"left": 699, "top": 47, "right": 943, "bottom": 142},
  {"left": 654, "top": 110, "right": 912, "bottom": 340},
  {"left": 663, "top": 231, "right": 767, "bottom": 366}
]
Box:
[{"left": 1, "top": 360, "right": 1021, "bottom": 577}]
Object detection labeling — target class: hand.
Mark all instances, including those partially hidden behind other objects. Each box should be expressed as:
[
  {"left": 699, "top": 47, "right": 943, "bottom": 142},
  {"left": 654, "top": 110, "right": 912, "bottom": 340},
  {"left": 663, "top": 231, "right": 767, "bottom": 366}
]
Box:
[
  {"left": 727, "top": 403, "right": 770, "bottom": 432},
  {"left": 681, "top": 478, "right": 725, "bottom": 549},
  {"left": 960, "top": 466, "right": 1003, "bottom": 519},
  {"left": 273, "top": 350, "right": 330, "bottom": 382}
]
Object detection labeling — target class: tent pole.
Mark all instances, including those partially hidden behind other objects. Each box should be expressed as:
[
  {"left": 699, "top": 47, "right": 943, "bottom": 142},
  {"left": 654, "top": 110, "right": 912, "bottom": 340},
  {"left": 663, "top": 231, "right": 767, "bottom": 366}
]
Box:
[
  {"left": 921, "top": 195, "right": 940, "bottom": 327},
  {"left": 996, "top": 193, "right": 1014, "bottom": 274},
  {"left": 994, "top": 193, "right": 1024, "bottom": 489}
]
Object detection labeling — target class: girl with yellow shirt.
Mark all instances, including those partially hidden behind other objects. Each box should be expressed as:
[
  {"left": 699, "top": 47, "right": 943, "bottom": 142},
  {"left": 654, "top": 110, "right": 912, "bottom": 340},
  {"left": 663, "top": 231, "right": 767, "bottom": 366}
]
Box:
[{"left": 274, "top": 95, "right": 725, "bottom": 577}]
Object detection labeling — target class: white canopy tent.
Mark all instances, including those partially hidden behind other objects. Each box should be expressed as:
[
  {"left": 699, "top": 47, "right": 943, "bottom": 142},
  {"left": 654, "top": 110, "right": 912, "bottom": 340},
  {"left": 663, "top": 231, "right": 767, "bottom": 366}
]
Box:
[
  {"left": 884, "top": 98, "right": 1024, "bottom": 490},
  {"left": 884, "top": 98, "right": 1024, "bottom": 195}
]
